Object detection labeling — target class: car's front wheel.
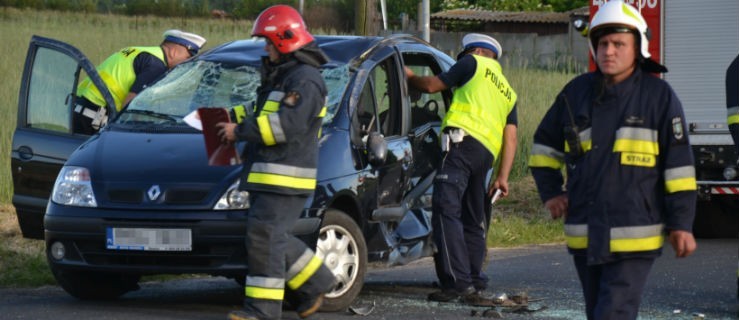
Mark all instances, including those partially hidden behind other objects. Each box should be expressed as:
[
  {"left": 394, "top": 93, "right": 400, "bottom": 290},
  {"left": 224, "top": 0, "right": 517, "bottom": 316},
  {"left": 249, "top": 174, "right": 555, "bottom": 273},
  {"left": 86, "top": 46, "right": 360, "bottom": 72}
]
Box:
[
  {"left": 50, "top": 263, "right": 140, "bottom": 300},
  {"left": 315, "top": 209, "right": 367, "bottom": 312}
]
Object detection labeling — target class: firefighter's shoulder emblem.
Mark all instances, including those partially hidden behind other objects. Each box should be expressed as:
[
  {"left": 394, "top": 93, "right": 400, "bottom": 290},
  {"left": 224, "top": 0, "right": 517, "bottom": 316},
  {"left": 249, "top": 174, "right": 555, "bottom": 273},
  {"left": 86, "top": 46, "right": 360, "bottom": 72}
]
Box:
[
  {"left": 671, "top": 116, "right": 684, "bottom": 141},
  {"left": 282, "top": 91, "right": 301, "bottom": 107}
]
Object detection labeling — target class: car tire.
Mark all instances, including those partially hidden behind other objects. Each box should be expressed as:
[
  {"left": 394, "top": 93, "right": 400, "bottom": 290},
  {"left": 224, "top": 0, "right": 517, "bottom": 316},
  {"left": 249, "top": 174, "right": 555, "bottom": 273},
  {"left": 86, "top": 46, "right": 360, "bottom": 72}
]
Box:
[
  {"left": 316, "top": 209, "right": 367, "bottom": 312},
  {"left": 50, "top": 263, "right": 140, "bottom": 300}
]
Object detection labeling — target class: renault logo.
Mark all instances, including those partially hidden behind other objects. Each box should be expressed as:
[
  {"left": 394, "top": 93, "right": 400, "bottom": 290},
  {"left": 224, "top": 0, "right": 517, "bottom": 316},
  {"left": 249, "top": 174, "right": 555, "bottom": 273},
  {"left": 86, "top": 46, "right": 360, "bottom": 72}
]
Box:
[{"left": 147, "top": 185, "right": 162, "bottom": 201}]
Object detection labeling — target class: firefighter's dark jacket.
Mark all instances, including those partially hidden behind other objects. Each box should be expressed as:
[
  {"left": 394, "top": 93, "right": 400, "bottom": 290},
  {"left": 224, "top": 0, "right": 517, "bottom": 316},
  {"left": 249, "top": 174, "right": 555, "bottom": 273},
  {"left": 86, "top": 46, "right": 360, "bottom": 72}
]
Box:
[
  {"left": 529, "top": 68, "right": 697, "bottom": 265},
  {"left": 232, "top": 48, "right": 328, "bottom": 195}
]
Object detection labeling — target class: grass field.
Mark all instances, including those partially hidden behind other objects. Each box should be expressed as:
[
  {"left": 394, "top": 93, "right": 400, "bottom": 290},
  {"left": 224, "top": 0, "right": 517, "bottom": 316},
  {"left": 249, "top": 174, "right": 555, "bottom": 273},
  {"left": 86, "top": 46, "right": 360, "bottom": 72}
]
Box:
[{"left": 0, "top": 8, "right": 575, "bottom": 287}]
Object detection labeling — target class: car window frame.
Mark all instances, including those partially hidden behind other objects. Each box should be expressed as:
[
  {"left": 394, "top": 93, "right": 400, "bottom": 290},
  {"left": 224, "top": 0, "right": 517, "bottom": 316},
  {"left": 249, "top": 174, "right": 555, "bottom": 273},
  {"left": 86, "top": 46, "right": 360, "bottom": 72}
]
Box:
[{"left": 19, "top": 36, "right": 116, "bottom": 136}]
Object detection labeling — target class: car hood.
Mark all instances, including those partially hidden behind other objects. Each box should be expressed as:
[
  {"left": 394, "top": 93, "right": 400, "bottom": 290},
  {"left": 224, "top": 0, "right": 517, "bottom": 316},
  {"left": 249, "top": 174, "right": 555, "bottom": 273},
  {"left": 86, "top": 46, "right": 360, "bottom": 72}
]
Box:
[{"left": 66, "top": 129, "right": 241, "bottom": 209}]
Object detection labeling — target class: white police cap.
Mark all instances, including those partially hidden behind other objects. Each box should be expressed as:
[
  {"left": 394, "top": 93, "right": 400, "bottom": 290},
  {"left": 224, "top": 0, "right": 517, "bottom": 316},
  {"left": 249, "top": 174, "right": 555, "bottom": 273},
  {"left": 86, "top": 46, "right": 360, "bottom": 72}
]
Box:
[
  {"left": 461, "top": 33, "right": 502, "bottom": 59},
  {"left": 163, "top": 29, "right": 207, "bottom": 55}
]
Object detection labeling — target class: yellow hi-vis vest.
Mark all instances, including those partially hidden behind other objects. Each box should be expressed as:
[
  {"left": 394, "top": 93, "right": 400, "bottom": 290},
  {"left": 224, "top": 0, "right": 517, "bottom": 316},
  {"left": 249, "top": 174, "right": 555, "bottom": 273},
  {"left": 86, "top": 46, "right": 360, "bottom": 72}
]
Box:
[
  {"left": 442, "top": 55, "right": 517, "bottom": 160},
  {"left": 77, "top": 46, "right": 165, "bottom": 112}
]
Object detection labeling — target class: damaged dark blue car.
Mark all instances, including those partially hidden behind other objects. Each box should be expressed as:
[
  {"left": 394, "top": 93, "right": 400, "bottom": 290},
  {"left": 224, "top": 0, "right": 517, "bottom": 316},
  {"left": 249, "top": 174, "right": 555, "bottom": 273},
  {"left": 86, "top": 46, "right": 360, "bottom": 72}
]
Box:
[{"left": 11, "top": 34, "right": 455, "bottom": 310}]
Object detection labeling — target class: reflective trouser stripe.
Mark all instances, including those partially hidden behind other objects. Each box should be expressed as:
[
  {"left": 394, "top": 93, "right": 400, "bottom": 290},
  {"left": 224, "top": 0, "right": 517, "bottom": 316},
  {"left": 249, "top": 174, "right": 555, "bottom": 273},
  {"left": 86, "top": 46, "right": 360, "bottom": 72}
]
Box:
[
  {"left": 245, "top": 276, "right": 285, "bottom": 300},
  {"left": 287, "top": 254, "right": 324, "bottom": 290}
]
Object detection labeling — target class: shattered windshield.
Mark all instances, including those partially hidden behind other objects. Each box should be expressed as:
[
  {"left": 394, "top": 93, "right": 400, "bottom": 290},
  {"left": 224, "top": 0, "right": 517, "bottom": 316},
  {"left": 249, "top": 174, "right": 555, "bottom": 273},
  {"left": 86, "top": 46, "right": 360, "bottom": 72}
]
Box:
[{"left": 120, "top": 60, "right": 351, "bottom": 128}]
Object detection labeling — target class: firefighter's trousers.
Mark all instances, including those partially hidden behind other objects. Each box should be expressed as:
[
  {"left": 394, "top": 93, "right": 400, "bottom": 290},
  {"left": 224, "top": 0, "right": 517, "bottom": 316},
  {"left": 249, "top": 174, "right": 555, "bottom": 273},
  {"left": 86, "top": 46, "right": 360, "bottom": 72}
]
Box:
[
  {"left": 242, "top": 192, "right": 335, "bottom": 320},
  {"left": 574, "top": 255, "right": 655, "bottom": 320},
  {"left": 431, "top": 137, "right": 493, "bottom": 293}
]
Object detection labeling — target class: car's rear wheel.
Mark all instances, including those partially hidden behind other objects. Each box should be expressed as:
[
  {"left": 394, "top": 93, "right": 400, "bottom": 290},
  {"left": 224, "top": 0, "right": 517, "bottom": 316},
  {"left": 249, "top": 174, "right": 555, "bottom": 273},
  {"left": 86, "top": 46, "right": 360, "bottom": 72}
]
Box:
[
  {"left": 50, "top": 263, "right": 140, "bottom": 300},
  {"left": 315, "top": 209, "right": 366, "bottom": 312}
]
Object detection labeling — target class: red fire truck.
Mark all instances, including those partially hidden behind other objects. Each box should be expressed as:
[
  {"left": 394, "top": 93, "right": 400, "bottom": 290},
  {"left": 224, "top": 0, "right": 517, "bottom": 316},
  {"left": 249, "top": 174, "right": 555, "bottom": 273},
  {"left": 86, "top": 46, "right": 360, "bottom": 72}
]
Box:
[{"left": 581, "top": 0, "right": 739, "bottom": 237}]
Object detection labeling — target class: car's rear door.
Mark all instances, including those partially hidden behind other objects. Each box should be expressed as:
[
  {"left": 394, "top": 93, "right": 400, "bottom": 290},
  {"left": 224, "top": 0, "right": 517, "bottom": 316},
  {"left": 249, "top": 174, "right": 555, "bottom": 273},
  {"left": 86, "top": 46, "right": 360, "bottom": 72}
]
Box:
[{"left": 11, "top": 35, "right": 114, "bottom": 239}]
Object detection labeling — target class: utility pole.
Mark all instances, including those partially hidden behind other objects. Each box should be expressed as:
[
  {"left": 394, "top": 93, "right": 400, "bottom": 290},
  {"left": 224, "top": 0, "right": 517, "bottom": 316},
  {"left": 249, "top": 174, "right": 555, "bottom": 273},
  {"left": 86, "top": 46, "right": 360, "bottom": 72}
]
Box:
[
  {"left": 355, "top": 0, "right": 377, "bottom": 35},
  {"left": 419, "top": 0, "right": 430, "bottom": 42}
]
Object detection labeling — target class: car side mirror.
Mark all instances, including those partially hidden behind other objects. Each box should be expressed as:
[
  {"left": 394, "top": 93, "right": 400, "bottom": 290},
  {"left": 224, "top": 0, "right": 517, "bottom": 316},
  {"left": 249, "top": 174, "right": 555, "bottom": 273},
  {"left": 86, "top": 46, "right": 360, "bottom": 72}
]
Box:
[{"left": 366, "top": 132, "right": 387, "bottom": 167}]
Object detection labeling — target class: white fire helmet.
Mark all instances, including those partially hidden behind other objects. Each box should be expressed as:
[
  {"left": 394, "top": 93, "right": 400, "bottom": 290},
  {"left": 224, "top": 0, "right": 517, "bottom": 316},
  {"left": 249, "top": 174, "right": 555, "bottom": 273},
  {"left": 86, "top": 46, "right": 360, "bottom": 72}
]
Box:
[{"left": 588, "top": 0, "right": 650, "bottom": 59}]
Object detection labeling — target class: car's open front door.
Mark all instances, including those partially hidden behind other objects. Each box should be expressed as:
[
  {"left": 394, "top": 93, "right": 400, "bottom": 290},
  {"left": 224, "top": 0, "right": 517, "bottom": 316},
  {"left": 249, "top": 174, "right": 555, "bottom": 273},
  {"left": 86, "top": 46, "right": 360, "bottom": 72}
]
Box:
[{"left": 11, "top": 35, "right": 115, "bottom": 239}]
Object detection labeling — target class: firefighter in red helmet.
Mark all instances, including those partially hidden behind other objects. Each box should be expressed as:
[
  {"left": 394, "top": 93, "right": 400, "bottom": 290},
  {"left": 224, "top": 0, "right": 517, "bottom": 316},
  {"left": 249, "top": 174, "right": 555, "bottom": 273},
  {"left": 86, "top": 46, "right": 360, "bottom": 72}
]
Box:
[{"left": 218, "top": 5, "right": 336, "bottom": 320}]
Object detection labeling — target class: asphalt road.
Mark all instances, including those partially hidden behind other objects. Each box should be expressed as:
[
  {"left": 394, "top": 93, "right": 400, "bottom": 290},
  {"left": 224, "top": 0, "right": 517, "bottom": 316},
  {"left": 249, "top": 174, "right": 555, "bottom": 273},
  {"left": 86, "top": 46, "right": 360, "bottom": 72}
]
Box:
[{"left": 1, "top": 239, "right": 736, "bottom": 320}]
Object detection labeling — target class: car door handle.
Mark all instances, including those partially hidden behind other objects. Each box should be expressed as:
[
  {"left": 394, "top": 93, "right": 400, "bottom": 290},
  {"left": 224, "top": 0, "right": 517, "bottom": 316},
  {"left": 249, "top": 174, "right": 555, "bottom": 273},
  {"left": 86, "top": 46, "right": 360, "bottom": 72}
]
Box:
[{"left": 17, "top": 146, "right": 34, "bottom": 161}]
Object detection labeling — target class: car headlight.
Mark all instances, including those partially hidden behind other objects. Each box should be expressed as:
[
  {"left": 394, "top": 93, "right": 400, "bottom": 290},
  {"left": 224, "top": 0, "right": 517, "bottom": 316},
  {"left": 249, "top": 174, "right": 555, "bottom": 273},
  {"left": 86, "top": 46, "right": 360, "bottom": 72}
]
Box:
[
  {"left": 214, "top": 180, "right": 249, "bottom": 210},
  {"left": 51, "top": 166, "right": 97, "bottom": 207}
]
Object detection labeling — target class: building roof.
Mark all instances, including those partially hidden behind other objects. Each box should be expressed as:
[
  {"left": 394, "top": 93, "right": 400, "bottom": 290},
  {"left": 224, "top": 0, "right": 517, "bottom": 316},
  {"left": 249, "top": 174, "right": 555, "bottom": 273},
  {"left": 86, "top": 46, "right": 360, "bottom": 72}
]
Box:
[{"left": 431, "top": 7, "right": 589, "bottom": 24}]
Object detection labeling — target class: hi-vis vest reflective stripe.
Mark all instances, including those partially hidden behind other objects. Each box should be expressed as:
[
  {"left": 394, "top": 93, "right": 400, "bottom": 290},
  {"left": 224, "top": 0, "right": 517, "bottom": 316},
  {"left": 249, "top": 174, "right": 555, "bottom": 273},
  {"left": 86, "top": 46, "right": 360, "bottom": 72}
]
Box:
[
  {"left": 729, "top": 106, "right": 739, "bottom": 125},
  {"left": 564, "top": 223, "right": 665, "bottom": 252},
  {"left": 443, "top": 55, "right": 517, "bottom": 160},
  {"left": 77, "top": 46, "right": 165, "bottom": 111}
]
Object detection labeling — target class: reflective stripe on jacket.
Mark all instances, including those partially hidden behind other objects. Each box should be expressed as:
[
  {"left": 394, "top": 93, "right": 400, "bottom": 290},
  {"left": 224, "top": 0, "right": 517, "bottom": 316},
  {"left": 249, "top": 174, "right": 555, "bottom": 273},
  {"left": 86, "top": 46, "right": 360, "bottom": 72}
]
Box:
[
  {"left": 77, "top": 46, "right": 165, "bottom": 111},
  {"left": 443, "top": 55, "right": 517, "bottom": 160},
  {"left": 529, "top": 68, "right": 697, "bottom": 264},
  {"left": 234, "top": 60, "right": 327, "bottom": 195}
]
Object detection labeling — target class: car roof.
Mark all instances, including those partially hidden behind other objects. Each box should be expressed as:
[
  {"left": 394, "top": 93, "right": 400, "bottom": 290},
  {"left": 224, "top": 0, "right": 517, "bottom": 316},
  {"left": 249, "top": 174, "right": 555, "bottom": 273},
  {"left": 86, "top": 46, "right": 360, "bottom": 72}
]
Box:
[{"left": 197, "top": 35, "right": 387, "bottom": 68}]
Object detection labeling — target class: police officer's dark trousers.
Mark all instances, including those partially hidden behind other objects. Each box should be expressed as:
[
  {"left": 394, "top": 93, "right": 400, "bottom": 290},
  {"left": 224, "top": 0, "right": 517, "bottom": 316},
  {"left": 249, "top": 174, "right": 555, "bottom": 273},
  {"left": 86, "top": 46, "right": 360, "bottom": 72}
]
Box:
[
  {"left": 243, "top": 191, "right": 334, "bottom": 320},
  {"left": 432, "top": 136, "right": 494, "bottom": 293},
  {"left": 574, "top": 255, "right": 655, "bottom": 320}
]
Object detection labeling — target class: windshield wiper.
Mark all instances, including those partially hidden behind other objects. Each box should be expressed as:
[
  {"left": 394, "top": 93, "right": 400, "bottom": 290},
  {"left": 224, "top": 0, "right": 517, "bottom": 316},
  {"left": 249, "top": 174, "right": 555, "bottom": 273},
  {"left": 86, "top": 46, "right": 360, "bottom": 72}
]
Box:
[{"left": 124, "top": 109, "right": 181, "bottom": 124}]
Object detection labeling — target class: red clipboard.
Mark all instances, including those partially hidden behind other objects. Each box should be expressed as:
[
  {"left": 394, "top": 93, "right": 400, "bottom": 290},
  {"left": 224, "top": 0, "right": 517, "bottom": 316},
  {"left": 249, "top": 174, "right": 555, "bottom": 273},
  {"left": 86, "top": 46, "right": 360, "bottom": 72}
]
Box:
[{"left": 197, "top": 107, "right": 240, "bottom": 166}]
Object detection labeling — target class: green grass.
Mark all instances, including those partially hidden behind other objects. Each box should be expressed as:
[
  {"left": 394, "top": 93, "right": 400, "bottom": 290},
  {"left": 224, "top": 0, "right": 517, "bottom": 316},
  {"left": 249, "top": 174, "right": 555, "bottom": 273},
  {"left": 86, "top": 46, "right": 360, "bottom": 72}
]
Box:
[{"left": 0, "top": 8, "right": 576, "bottom": 287}]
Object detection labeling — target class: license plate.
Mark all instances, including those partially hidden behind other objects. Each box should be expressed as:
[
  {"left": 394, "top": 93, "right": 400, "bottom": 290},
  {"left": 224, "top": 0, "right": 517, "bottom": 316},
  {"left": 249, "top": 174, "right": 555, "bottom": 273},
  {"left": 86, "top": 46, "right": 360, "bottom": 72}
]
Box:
[{"left": 106, "top": 228, "right": 192, "bottom": 251}]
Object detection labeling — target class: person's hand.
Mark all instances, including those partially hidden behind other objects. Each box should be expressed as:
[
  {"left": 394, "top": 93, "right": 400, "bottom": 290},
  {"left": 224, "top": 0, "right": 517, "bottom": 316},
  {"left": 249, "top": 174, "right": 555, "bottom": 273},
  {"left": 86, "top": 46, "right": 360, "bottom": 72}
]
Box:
[
  {"left": 490, "top": 179, "right": 509, "bottom": 197},
  {"left": 544, "top": 194, "right": 568, "bottom": 220},
  {"left": 668, "top": 230, "right": 697, "bottom": 258},
  {"left": 216, "top": 122, "right": 237, "bottom": 144},
  {"left": 403, "top": 66, "right": 415, "bottom": 78}
]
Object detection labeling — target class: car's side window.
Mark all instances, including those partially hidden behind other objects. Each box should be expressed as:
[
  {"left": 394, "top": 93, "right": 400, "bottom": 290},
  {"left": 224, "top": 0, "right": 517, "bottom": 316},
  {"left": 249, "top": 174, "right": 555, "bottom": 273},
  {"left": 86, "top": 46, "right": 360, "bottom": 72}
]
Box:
[
  {"left": 402, "top": 53, "right": 448, "bottom": 129},
  {"left": 357, "top": 79, "right": 378, "bottom": 135},
  {"left": 373, "top": 58, "right": 401, "bottom": 137},
  {"left": 26, "top": 47, "right": 78, "bottom": 133}
]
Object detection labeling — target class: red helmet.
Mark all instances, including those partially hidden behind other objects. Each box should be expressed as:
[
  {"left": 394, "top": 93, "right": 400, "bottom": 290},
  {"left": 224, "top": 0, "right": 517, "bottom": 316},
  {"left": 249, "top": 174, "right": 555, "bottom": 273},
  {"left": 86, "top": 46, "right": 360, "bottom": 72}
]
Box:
[{"left": 251, "top": 5, "right": 314, "bottom": 54}]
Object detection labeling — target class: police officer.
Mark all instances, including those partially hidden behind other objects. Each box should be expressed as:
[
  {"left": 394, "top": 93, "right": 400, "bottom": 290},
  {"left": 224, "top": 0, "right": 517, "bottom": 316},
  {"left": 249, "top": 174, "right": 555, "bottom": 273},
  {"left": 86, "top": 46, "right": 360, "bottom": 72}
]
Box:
[
  {"left": 74, "top": 29, "right": 206, "bottom": 135},
  {"left": 529, "top": 1, "right": 697, "bottom": 319},
  {"left": 216, "top": 5, "right": 335, "bottom": 320},
  {"left": 405, "top": 33, "right": 518, "bottom": 304}
]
